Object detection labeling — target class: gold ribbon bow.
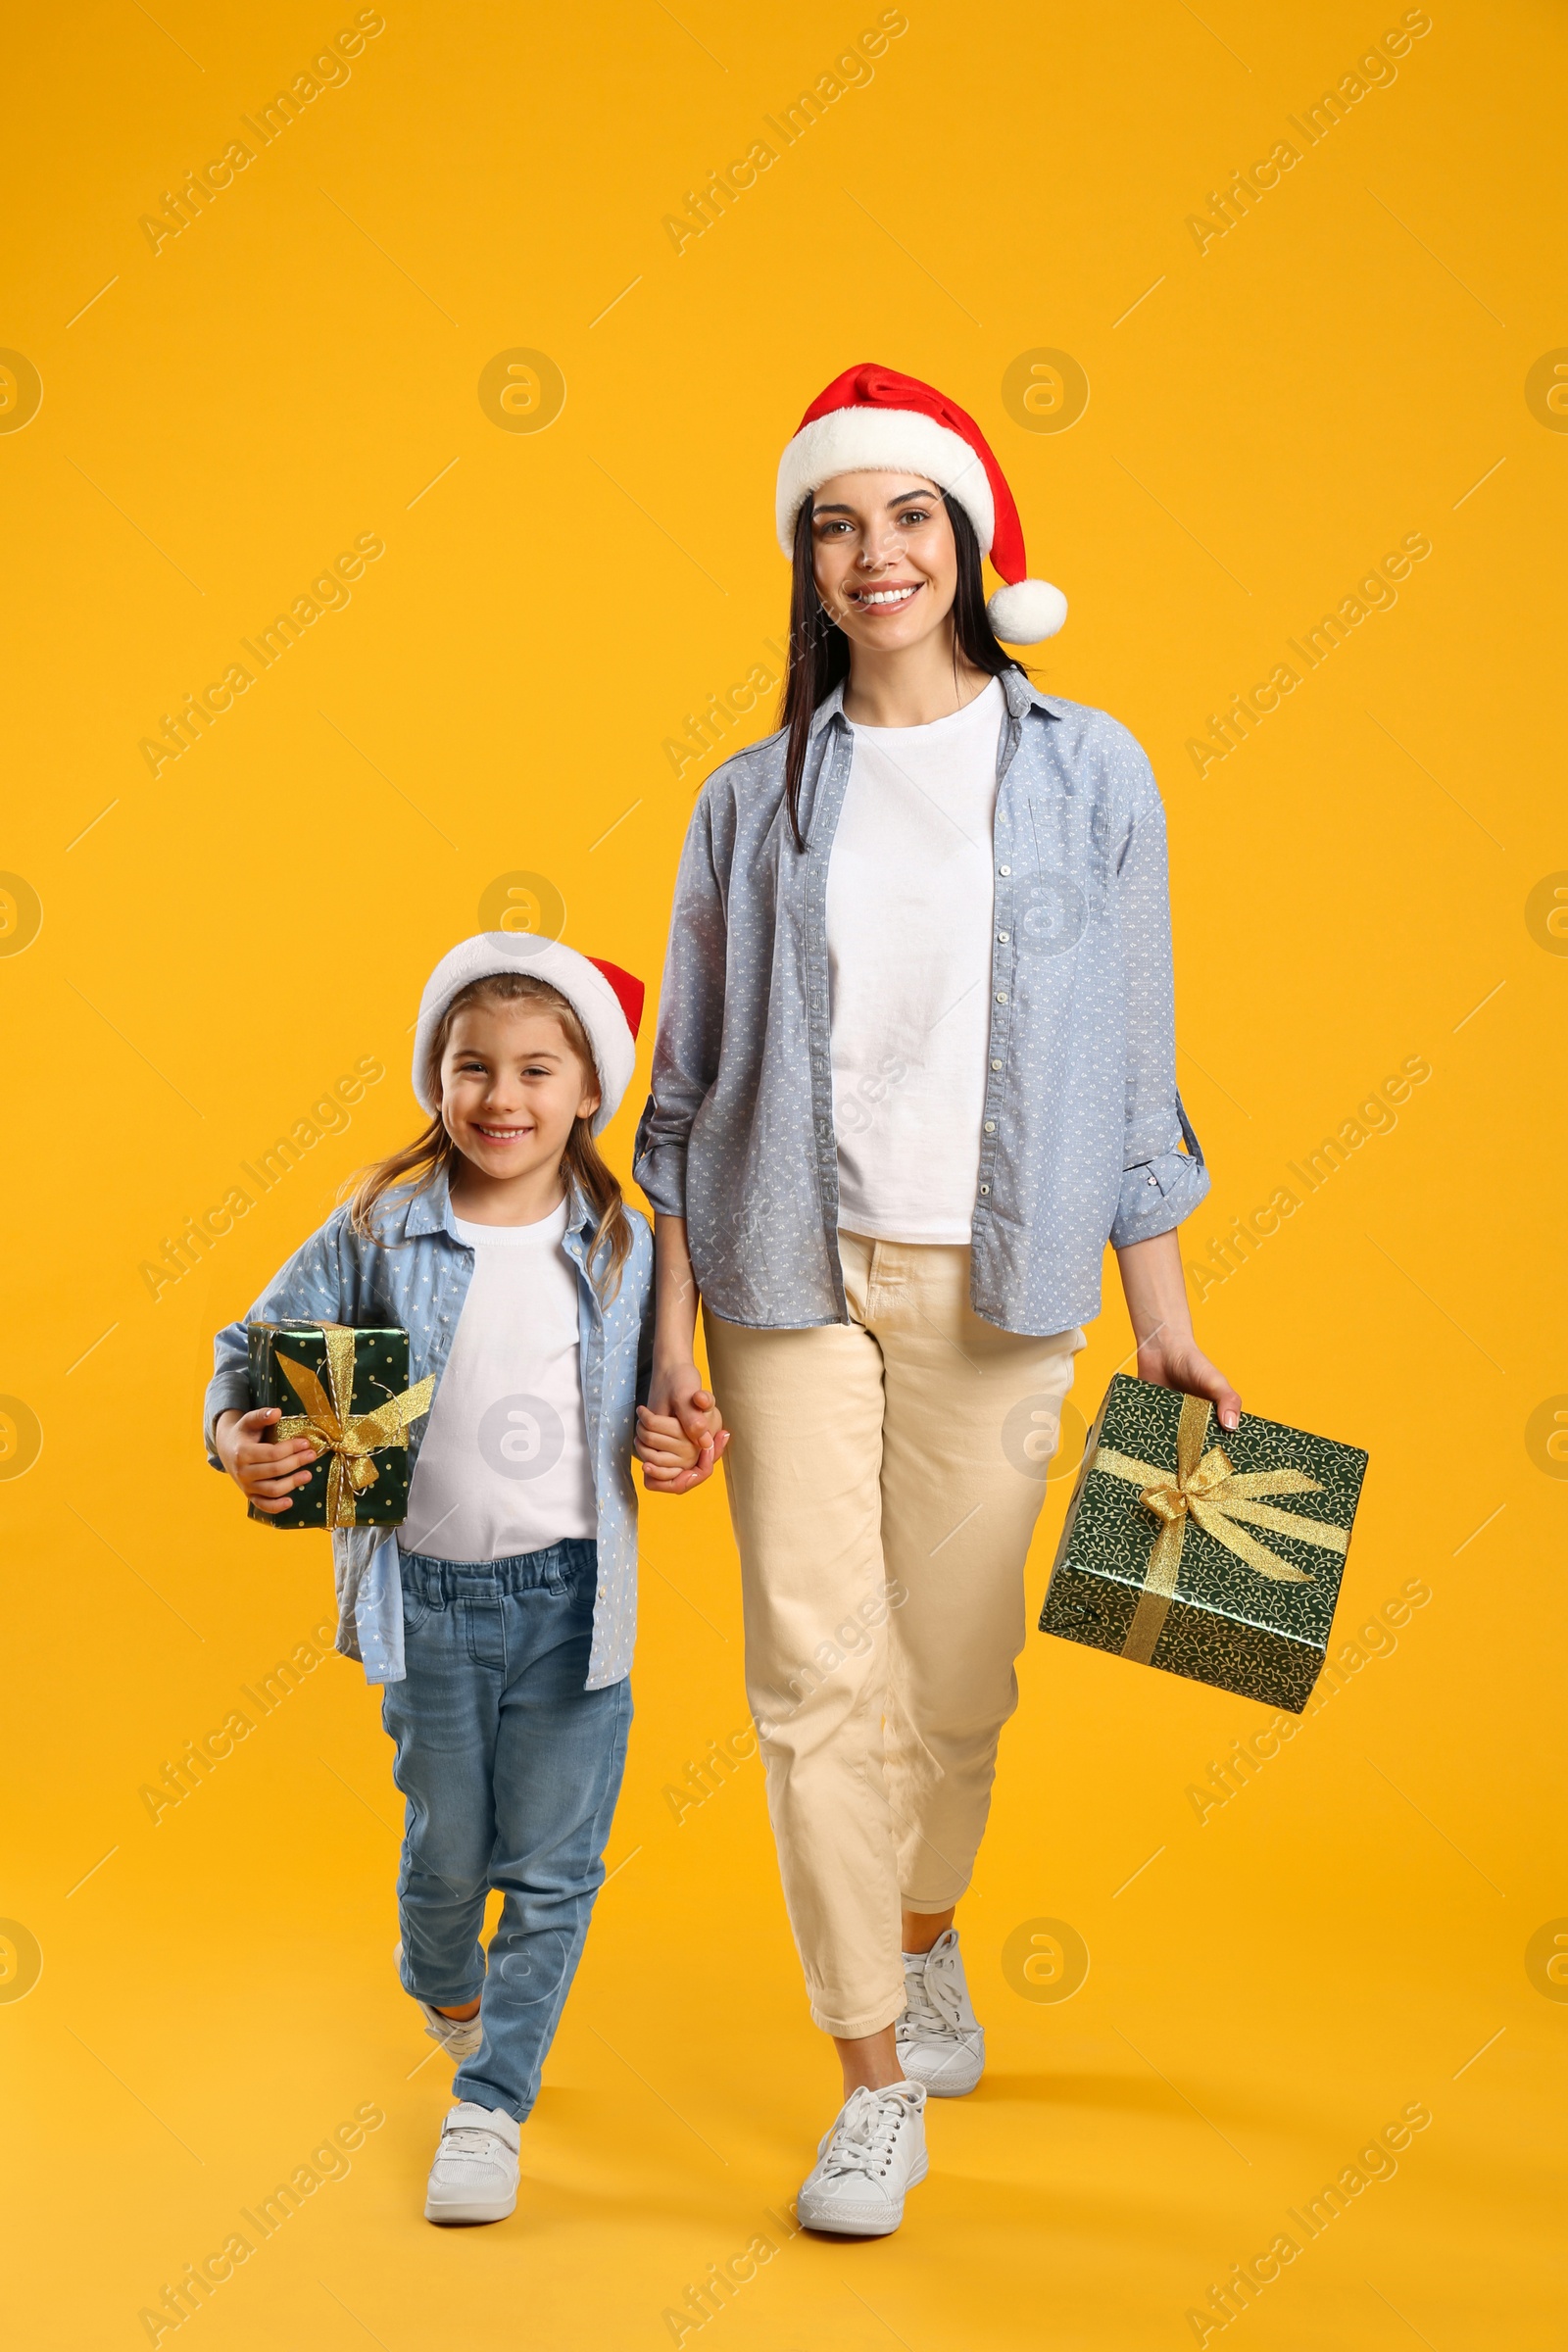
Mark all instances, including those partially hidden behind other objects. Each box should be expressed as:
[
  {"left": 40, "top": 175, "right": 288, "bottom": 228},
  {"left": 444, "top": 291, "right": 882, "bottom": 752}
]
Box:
[
  {"left": 1096, "top": 1392, "right": 1348, "bottom": 1664},
  {"left": 274, "top": 1325, "right": 435, "bottom": 1530}
]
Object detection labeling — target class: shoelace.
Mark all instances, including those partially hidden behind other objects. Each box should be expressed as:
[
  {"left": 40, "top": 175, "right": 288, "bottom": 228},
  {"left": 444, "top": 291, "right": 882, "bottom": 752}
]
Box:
[
  {"left": 426, "top": 2015, "right": 478, "bottom": 2044},
  {"left": 817, "top": 2087, "right": 911, "bottom": 2180},
  {"left": 899, "top": 1948, "right": 965, "bottom": 2044},
  {"left": 439, "top": 2125, "right": 508, "bottom": 2161},
  {"left": 422, "top": 2001, "right": 481, "bottom": 2046}
]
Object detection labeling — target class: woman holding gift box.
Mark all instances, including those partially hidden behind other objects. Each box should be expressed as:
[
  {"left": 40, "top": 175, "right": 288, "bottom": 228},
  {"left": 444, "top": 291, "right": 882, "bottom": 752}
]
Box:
[
  {"left": 633, "top": 364, "right": 1240, "bottom": 2237},
  {"left": 205, "top": 936, "right": 718, "bottom": 2229}
]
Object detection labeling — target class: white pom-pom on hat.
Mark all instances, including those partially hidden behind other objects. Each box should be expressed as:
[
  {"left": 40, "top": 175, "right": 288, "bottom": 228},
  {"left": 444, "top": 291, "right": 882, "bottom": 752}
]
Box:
[{"left": 987, "top": 579, "right": 1068, "bottom": 644}]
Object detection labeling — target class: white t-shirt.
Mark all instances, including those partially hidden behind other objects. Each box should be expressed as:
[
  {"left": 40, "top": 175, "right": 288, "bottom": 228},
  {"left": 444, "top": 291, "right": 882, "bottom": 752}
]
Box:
[
  {"left": 825, "top": 676, "right": 1004, "bottom": 1246},
  {"left": 400, "top": 1199, "right": 597, "bottom": 1562}
]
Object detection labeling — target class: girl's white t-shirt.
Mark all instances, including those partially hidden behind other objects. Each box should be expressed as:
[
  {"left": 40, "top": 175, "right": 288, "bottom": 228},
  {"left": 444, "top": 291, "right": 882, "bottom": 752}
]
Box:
[
  {"left": 826, "top": 676, "right": 1004, "bottom": 1245},
  {"left": 400, "top": 1198, "right": 597, "bottom": 1562}
]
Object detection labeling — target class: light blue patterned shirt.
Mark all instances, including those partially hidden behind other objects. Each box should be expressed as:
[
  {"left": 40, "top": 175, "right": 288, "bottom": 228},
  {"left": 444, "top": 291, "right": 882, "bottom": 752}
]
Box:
[
  {"left": 634, "top": 668, "right": 1208, "bottom": 1336},
  {"left": 203, "top": 1169, "right": 652, "bottom": 1688}
]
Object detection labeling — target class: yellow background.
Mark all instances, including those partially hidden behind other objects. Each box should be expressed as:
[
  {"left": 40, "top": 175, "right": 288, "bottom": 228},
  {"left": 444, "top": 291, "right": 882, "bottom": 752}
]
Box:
[{"left": 4, "top": 1, "right": 1563, "bottom": 2343}]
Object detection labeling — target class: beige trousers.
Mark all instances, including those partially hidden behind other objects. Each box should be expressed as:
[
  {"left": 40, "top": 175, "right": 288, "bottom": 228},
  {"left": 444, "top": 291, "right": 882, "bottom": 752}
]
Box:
[{"left": 705, "top": 1233, "right": 1084, "bottom": 2038}]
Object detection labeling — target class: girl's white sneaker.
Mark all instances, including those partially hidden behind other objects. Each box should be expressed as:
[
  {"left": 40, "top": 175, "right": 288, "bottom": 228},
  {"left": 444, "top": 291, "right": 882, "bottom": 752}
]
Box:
[
  {"left": 797, "top": 2081, "right": 928, "bottom": 2236},
  {"left": 395, "top": 1940, "right": 483, "bottom": 2060},
  {"left": 895, "top": 1929, "right": 985, "bottom": 2096},
  {"left": 424, "top": 2101, "right": 519, "bottom": 2225}
]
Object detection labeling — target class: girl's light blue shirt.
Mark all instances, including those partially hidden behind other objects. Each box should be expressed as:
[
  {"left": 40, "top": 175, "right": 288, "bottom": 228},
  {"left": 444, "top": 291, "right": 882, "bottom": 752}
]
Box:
[{"left": 204, "top": 1169, "right": 652, "bottom": 1689}]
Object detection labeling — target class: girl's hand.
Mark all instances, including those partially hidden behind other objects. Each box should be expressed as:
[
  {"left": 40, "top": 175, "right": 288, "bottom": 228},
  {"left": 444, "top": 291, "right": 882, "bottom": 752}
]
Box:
[
  {"left": 215, "top": 1406, "right": 319, "bottom": 1514},
  {"left": 1135, "top": 1336, "right": 1243, "bottom": 1433},
  {"left": 635, "top": 1400, "right": 728, "bottom": 1494},
  {"left": 638, "top": 1362, "right": 729, "bottom": 1494},
  {"left": 634, "top": 1407, "right": 703, "bottom": 1489}
]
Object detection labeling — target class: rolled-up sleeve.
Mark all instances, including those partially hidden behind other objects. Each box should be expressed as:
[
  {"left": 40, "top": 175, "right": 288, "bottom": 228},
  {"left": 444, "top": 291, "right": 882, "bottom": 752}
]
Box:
[
  {"left": 633, "top": 792, "right": 728, "bottom": 1218},
  {"left": 1107, "top": 768, "right": 1211, "bottom": 1250},
  {"left": 203, "top": 1210, "right": 359, "bottom": 1462}
]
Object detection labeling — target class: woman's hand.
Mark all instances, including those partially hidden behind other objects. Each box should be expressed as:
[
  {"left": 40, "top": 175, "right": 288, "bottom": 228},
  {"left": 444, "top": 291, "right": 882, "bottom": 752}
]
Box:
[
  {"left": 637, "top": 1362, "right": 729, "bottom": 1494},
  {"left": 214, "top": 1406, "right": 319, "bottom": 1514},
  {"left": 1134, "top": 1333, "right": 1242, "bottom": 1432},
  {"left": 1114, "top": 1229, "right": 1241, "bottom": 1431}
]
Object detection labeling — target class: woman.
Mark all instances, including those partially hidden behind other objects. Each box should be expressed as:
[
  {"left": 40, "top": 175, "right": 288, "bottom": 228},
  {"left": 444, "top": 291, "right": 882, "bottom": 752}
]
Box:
[{"left": 633, "top": 364, "right": 1238, "bottom": 2237}]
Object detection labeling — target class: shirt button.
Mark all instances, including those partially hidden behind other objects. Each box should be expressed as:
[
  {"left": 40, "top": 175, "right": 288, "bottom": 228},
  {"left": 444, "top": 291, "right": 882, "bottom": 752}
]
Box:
[
  {"left": 984, "top": 1121, "right": 996, "bottom": 1134},
  {"left": 996, "top": 931, "right": 1009, "bottom": 943},
  {"left": 999, "top": 864, "right": 1011, "bottom": 875},
  {"left": 991, "top": 1058, "right": 1003, "bottom": 1071},
  {"left": 597, "top": 1583, "right": 606, "bottom": 1598},
  {"left": 995, "top": 991, "right": 1007, "bottom": 1004},
  {"left": 979, "top": 1184, "right": 991, "bottom": 1196}
]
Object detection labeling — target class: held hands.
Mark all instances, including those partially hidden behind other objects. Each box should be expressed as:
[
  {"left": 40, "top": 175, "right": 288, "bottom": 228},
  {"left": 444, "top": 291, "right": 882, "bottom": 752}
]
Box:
[
  {"left": 1134, "top": 1335, "right": 1243, "bottom": 1433},
  {"left": 635, "top": 1361, "right": 730, "bottom": 1495},
  {"left": 214, "top": 1406, "right": 319, "bottom": 1515}
]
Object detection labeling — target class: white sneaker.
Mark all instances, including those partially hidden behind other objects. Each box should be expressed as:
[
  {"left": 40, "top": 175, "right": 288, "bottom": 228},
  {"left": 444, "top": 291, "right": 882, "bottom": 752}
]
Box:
[
  {"left": 424, "top": 2101, "right": 519, "bottom": 2225},
  {"left": 396, "top": 1940, "right": 483, "bottom": 2061},
  {"left": 797, "top": 2082, "right": 928, "bottom": 2236},
  {"left": 896, "top": 1929, "right": 985, "bottom": 2095}
]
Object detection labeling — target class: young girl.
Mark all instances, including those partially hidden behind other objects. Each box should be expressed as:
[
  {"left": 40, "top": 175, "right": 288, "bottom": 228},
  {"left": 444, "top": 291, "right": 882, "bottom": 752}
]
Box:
[{"left": 206, "top": 935, "right": 713, "bottom": 2226}]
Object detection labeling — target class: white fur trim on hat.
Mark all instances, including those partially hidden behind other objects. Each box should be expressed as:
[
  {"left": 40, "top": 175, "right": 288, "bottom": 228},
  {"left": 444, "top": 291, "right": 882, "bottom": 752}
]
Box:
[
  {"left": 986, "top": 579, "right": 1068, "bottom": 644},
  {"left": 411, "top": 935, "right": 635, "bottom": 1135},
  {"left": 775, "top": 408, "right": 996, "bottom": 558}
]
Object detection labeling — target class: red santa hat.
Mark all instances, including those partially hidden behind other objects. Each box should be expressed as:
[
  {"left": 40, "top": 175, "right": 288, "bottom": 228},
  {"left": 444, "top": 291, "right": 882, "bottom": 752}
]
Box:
[
  {"left": 412, "top": 935, "right": 643, "bottom": 1135},
  {"left": 774, "top": 362, "right": 1067, "bottom": 645}
]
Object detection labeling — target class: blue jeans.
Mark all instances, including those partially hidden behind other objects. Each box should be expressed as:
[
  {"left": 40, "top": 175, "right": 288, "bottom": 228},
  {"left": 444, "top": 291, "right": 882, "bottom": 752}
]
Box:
[{"left": 381, "top": 1540, "right": 630, "bottom": 2122}]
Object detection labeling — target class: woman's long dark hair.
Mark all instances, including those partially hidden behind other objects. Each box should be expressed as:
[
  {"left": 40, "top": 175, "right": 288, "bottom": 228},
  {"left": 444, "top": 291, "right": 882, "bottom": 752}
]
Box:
[{"left": 777, "top": 488, "right": 1024, "bottom": 851}]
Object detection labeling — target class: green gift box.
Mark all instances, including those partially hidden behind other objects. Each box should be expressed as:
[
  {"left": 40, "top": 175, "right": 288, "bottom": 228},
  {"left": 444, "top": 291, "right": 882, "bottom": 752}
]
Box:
[
  {"left": 246, "top": 1322, "right": 434, "bottom": 1532},
  {"left": 1040, "top": 1374, "right": 1368, "bottom": 1713}
]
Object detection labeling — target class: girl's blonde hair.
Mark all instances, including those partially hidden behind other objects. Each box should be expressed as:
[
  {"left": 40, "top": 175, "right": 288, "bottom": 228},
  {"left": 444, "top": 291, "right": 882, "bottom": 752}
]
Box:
[{"left": 346, "top": 970, "right": 634, "bottom": 1300}]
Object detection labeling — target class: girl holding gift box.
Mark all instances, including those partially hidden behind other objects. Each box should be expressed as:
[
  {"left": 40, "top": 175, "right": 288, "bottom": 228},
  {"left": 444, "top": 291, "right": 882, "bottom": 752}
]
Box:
[
  {"left": 206, "top": 936, "right": 717, "bottom": 2228},
  {"left": 634, "top": 364, "right": 1240, "bottom": 2237}
]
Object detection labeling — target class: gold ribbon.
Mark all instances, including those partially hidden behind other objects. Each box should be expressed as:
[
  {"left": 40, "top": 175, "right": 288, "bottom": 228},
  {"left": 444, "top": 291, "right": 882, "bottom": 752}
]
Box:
[
  {"left": 1095, "top": 1392, "right": 1348, "bottom": 1665},
  {"left": 273, "top": 1325, "right": 435, "bottom": 1530}
]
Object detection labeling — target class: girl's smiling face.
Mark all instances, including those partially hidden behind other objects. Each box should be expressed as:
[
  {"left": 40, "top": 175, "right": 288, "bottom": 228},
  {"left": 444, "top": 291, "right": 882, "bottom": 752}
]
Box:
[
  {"left": 809, "top": 470, "right": 959, "bottom": 656},
  {"left": 439, "top": 1002, "right": 600, "bottom": 1196}
]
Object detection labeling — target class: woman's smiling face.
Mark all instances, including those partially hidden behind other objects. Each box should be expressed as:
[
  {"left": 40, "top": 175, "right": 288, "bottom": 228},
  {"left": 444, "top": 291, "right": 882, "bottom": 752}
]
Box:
[{"left": 809, "top": 471, "right": 959, "bottom": 657}]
